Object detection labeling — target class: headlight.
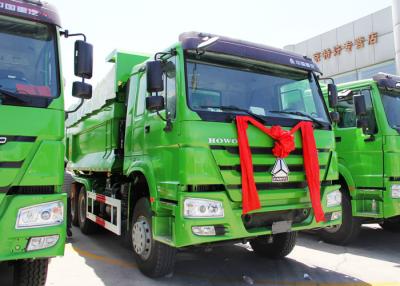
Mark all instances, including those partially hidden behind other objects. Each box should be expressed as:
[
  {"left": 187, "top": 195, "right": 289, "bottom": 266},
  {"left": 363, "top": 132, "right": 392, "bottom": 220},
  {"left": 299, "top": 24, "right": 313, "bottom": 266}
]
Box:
[
  {"left": 27, "top": 235, "right": 59, "bottom": 251},
  {"left": 184, "top": 198, "right": 224, "bottom": 218},
  {"left": 327, "top": 190, "right": 342, "bottom": 207},
  {"left": 16, "top": 201, "right": 64, "bottom": 229},
  {"left": 391, "top": 185, "right": 400, "bottom": 198}
]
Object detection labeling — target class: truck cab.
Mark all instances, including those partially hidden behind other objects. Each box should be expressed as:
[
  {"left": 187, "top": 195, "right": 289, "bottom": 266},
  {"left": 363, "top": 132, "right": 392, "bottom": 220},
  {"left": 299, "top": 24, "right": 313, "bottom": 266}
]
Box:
[
  {"left": 320, "top": 73, "right": 400, "bottom": 245},
  {"left": 66, "top": 32, "right": 342, "bottom": 278},
  {"left": 0, "top": 1, "right": 92, "bottom": 284}
]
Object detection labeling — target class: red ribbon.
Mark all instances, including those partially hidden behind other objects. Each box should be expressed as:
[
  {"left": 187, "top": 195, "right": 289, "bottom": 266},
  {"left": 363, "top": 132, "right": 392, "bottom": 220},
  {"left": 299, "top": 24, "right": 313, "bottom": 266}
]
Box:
[{"left": 236, "top": 116, "right": 325, "bottom": 223}]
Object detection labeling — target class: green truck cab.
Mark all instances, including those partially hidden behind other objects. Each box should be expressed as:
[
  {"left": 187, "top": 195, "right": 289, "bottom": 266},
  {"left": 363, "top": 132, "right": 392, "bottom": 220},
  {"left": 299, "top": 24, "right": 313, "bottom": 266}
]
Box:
[
  {"left": 66, "top": 32, "right": 342, "bottom": 278},
  {"left": 0, "top": 1, "right": 93, "bottom": 285},
  {"left": 320, "top": 73, "right": 400, "bottom": 245}
]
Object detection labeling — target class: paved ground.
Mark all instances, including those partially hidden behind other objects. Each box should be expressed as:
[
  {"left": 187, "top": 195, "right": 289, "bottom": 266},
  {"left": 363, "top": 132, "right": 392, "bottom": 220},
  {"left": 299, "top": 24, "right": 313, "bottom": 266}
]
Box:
[{"left": 1, "top": 224, "right": 399, "bottom": 286}]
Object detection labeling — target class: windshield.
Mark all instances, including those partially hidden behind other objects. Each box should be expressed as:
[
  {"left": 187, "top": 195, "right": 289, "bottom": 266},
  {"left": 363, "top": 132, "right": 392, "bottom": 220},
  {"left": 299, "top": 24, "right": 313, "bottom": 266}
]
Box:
[
  {"left": 0, "top": 15, "right": 59, "bottom": 107},
  {"left": 381, "top": 90, "right": 400, "bottom": 130},
  {"left": 186, "top": 59, "right": 329, "bottom": 127}
]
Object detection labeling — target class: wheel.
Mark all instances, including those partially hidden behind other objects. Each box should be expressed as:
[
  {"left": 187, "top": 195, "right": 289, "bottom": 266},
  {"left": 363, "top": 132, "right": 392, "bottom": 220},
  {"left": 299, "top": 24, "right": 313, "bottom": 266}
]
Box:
[
  {"left": 63, "top": 172, "right": 76, "bottom": 229},
  {"left": 250, "top": 231, "right": 297, "bottom": 259},
  {"left": 70, "top": 184, "right": 79, "bottom": 227},
  {"left": 318, "top": 191, "right": 361, "bottom": 245},
  {"left": 71, "top": 191, "right": 79, "bottom": 227},
  {"left": 13, "top": 259, "right": 49, "bottom": 286},
  {"left": 78, "top": 186, "right": 98, "bottom": 235},
  {"left": 380, "top": 218, "right": 400, "bottom": 232},
  {"left": 131, "top": 197, "right": 176, "bottom": 278}
]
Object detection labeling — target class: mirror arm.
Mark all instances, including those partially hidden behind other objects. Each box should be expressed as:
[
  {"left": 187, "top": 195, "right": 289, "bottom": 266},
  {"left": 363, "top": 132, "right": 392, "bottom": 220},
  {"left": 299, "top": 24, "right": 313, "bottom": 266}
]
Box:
[
  {"left": 60, "top": 30, "right": 87, "bottom": 42},
  {"left": 65, "top": 98, "right": 84, "bottom": 115}
]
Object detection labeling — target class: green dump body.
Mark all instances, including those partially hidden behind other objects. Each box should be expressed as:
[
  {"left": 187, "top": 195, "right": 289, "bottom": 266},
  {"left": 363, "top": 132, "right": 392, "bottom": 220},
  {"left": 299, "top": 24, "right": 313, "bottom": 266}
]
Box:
[
  {"left": 323, "top": 77, "right": 400, "bottom": 220},
  {"left": 67, "top": 40, "right": 342, "bottom": 248}
]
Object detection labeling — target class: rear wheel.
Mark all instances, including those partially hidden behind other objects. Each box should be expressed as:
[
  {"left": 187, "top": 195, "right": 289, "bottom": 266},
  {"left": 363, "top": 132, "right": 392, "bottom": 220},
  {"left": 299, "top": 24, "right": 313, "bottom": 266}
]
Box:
[
  {"left": 78, "top": 187, "right": 98, "bottom": 235},
  {"left": 131, "top": 198, "right": 176, "bottom": 278},
  {"left": 318, "top": 191, "right": 361, "bottom": 245},
  {"left": 13, "top": 259, "right": 49, "bottom": 286},
  {"left": 250, "top": 231, "right": 297, "bottom": 259}
]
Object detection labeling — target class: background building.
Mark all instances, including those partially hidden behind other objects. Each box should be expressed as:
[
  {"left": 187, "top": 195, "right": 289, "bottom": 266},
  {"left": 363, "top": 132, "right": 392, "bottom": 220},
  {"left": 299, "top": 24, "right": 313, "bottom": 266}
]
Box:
[{"left": 285, "top": 2, "right": 400, "bottom": 83}]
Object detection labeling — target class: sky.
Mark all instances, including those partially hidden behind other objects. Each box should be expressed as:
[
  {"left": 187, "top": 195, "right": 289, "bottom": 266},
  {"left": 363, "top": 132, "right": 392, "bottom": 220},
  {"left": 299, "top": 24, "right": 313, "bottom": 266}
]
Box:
[{"left": 53, "top": 0, "right": 393, "bottom": 108}]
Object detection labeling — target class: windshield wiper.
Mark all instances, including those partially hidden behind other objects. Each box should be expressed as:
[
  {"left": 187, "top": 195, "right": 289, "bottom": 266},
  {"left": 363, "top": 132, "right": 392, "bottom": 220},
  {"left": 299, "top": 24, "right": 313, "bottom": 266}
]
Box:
[
  {"left": 0, "top": 88, "right": 28, "bottom": 103},
  {"left": 200, "top": 105, "right": 267, "bottom": 124},
  {"left": 268, "top": 110, "right": 327, "bottom": 127}
]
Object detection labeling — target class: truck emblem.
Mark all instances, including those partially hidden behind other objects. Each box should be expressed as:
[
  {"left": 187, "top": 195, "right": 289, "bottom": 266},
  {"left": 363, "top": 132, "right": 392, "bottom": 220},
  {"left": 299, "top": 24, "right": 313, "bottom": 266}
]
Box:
[
  {"left": 271, "top": 158, "right": 289, "bottom": 182},
  {"left": 0, "top": 137, "right": 7, "bottom": 145}
]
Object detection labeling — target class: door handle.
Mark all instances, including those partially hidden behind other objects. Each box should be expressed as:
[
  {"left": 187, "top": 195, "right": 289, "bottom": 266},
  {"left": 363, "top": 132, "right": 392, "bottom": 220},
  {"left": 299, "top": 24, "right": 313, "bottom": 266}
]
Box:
[
  {"left": 335, "top": 136, "right": 342, "bottom": 142},
  {"left": 145, "top": 125, "right": 150, "bottom": 133}
]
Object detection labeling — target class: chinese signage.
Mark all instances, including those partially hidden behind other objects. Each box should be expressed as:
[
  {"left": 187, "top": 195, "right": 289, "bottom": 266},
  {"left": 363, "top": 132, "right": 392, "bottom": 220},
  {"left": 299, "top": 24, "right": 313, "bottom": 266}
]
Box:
[
  {"left": 0, "top": 1, "right": 39, "bottom": 16},
  {"left": 313, "top": 32, "right": 378, "bottom": 63}
]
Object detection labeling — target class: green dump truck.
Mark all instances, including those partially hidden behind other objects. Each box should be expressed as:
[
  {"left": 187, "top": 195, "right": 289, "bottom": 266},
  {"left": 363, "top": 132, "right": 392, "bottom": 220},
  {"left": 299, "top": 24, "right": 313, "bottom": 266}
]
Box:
[
  {"left": 0, "top": 1, "right": 93, "bottom": 285},
  {"left": 320, "top": 73, "right": 400, "bottom": 245},
  {"left": 66, "top": 32, "right": 342, "bottom": 278}
]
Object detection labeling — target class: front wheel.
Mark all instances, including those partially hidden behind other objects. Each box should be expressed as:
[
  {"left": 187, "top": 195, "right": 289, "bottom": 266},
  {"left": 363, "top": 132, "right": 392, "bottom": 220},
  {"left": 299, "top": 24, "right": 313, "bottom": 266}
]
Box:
[
  {"left": 13, "top": 259, "right": 49, "bottom": 286},
  {"left": 318, "top": 191, "right": 361, "bottom": 245},
  {"left": 250, "top": 231, "right": 297, "bottom": 259},
  {"left": 131, "top": 198, "right": 176, "bottom": 278}
]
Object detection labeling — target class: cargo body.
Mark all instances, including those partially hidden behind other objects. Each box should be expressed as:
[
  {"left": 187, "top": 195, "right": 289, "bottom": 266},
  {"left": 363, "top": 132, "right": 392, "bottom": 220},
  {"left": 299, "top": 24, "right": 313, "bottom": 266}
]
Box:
[
  {"left": 66, "top": 33, "right": 341, "bottom": 277},
  {"left": 320, "top": 74, "right": 400, "bottom": 244},
  {"left": 0, "top": 1, "right": 66, "bottom": 284}
]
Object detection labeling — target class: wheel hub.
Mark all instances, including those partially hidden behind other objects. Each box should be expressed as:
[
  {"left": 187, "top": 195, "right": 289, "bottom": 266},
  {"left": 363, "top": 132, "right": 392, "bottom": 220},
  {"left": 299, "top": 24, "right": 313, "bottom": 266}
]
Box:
[
  {"left": 324, "top": 224, "right": 341, "bottom": 233},
  {"left": 132, "top": 216, "right": 152, "bottom": 260}
]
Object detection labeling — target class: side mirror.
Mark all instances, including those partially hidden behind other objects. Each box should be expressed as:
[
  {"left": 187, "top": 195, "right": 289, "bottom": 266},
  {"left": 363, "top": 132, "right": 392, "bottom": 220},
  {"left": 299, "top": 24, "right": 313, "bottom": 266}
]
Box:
[
  {"left": 72, "top": 81, "right": 92, "bottom": 99},
  {"left": 146, "top": 96, "right": 164, "bottom": 112},
  {"left": 330, "top": 111, "right": 340, "bottom": 123},
  {"left": 74, "top": 40, "right": 93, "bottom": 79},
  {"left": 146, "top": 61, "right": 164, "bottom": 93},
  {"left": 354, "top": 94, "right": 367, "bottom": 116},
  {"left": 327, "top": 83, "right": 338, "bottom": 108}
]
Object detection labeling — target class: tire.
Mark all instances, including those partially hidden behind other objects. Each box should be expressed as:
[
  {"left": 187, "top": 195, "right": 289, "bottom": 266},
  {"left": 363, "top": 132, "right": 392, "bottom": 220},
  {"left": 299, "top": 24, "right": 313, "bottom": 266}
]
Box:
[
  {"left": 250, "top": 231, "right": 297, "bottom": 259},
  {"left": 63, "top": 172, "right": 76, "bottom": 228},
  {"left": 13, "top": 259, "right": 49, "bottom": 286},
  {"left": 78, "top": 186, "right": 98, "bottom": 235},
  {"left": 70, "top": 188, "right": 79, "bottom": 227},
  {"left": 380, "top": 218, "right": 400, "bottom": 232},
  {"left": 131, "top": 197, "right": 176, "bottom": 278},
  {"left": 318, "top": 191, "right": 361, "bottom": 245}
]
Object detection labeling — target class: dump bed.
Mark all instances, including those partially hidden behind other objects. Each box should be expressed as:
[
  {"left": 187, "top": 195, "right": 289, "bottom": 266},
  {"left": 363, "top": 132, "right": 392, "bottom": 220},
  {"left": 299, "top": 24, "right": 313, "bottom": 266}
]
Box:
[{"left": 66, "top": 51, "right": 149, "bottom": 172}]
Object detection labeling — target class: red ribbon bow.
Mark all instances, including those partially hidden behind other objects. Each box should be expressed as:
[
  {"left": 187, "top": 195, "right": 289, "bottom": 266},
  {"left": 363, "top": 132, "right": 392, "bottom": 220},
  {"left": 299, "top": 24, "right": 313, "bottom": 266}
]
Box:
[{"left": 236, "top": 116, "right": 325, "bottom": 223}]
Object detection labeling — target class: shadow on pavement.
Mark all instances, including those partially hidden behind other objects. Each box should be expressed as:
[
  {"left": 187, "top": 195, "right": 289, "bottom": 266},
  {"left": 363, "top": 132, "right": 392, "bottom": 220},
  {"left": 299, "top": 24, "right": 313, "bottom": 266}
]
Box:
[
  {"left": 68, "top": 226, "right": 372, "bottom": 286},
  {"left": 0, "top": 262, "right": 13, "bottom": 286},
  {"left": 298, "top": 225, "right": 400, "bottom": 266}
]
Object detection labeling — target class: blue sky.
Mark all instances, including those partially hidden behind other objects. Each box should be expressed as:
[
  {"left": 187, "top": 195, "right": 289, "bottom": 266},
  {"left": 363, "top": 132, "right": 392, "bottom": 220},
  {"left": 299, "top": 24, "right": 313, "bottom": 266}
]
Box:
[{"left": 53, "top": 0, "right": 393, "bottom": 108}]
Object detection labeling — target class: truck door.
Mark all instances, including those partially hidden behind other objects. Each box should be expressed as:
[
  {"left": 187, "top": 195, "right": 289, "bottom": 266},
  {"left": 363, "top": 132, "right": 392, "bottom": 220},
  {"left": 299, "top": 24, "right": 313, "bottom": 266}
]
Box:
[
  {"left": 144, "top": 56, "right": 179, "bottom": 185},
  {"left": 335, "top": 88, "right": 384, "bottom": 198},
  {"left": 125, "top": 73, "right": 146, "bottom": 158}
]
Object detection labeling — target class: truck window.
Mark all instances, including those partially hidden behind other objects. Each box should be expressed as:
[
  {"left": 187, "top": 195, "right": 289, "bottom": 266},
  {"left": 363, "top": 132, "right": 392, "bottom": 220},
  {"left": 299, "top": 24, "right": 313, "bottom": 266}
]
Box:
[
  {"left": 0, "top": 15, "right": 59, "bottom": 107},
  {"left": 361, "top": 89, "right": 377, "bottom": 134},
  {"left": 336, "top": 98, "right": 356, "bottom": 128},
  {"left": 186, "top": 60, "right": 329, "bottom": 126},
  {"left": 126, "top": 74, "right": 139, "bottom": 115},
  {"left": 136, "top": 74, "right": 146, "bottom": 116},
  {"left": 336, "top": 89, "right": 377, "bottom": 132},
  {"left": 164, "top": 57, "right": 177, "bottom": 119}
]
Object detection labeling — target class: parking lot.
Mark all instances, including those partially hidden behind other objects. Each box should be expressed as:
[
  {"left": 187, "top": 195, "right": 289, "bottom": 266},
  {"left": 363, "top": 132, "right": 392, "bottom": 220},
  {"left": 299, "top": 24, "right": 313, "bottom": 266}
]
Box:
[{"left": 1, "top": 224, "right": 399, "bottom": 286}]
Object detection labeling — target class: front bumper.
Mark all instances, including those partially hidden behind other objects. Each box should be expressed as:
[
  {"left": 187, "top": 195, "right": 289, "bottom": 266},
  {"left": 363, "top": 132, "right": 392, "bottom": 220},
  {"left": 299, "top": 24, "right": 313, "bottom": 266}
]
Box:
[
  {"left": 154, "top": 184, "right": 341, "bottom": 247},
  {"left": 0, "top": 193, "right": 66, "bottom": 262}
]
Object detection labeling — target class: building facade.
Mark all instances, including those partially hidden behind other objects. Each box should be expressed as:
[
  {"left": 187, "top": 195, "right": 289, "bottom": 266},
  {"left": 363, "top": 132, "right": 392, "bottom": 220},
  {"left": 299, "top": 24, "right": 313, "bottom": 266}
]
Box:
[{"left": 285, "top": 5, "right": 399, "bottom": 83}]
